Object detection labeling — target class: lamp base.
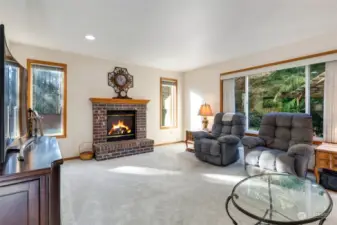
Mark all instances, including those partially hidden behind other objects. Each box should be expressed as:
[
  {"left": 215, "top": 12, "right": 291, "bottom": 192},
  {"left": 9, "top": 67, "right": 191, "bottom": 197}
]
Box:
[{"left": 202, "top": 117, "right": 209, "bottom": 131}]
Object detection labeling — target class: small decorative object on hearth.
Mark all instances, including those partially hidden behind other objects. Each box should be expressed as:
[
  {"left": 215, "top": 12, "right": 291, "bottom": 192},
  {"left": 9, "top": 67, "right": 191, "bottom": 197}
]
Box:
[
  {"left": 79, "top": 142, "right": 94, "bottom": 160},
  {"left": 198, "top": 103, "right": 213, "bottom": 131},
  {"left": 108, "top": 67, "right": 134, "bottom": 99}
]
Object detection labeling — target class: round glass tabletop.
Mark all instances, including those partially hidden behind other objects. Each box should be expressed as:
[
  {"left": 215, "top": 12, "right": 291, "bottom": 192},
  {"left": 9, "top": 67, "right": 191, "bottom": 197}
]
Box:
[{"left": 230, "top": 174, "right": 333, "bottom": 224}]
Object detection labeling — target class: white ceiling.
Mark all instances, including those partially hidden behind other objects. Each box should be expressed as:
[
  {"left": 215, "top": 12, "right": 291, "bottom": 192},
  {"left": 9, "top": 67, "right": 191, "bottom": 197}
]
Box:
[{"left": 1, "top": 0, "right": 337, "bottom": 72}]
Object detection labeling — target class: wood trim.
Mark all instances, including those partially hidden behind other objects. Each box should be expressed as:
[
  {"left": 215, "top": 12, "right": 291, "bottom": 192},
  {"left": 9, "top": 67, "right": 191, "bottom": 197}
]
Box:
[
  {"left": 220, "top": 79, "right": 223, "bottom": 112},
  {"left": 244, "top": 132, "right": 258, "bottom": 137},
  {"left": 313, "top": 140, "right": 323, "bottom": 145},
  {"left": 154, "top": 141, "right": 184, "bottom": 147},
  {"left": 27, "top": 59, "right": 67, "bottom": 69},
  {"left": 27, "top": 61, "right": 32, "bottom": 108},
  {"left": 160, "top": 77, "right": 163, "bottom": 129},
  {"left": 39, "top": 175, "right": 48, "bottom": 225},
  {"left": 220, "top": 49, "right": 337, "bottom": 76},
  {"left": 89, "top": 98, "right": 150, "bottom": 105},
  {"left": 160, "top": 77, "right": 178, "bottom": 129},
  {"left": 54, "top": 134, "right": 67, "bottom": 139},
  {"left": 0, "top": 170, "right": 51, "bottom": 184},
  {"left": 27, "top": 59, "right": 67, "bottom": 138},
  {"left": 159, "top": 77, "right": 178, "bottom": 82},
  {"left": 63, "top": 62, "right": 67, "bottom": 139},
  {"left": 63, "top": 156, "right": 80, "bottom": 161},
  {"left": 18, "top": 65, "right": 24, "bottom": 135}
]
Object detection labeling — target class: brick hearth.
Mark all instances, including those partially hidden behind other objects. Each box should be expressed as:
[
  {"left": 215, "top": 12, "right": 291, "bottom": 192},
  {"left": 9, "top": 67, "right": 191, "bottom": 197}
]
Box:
[
  {"left": 94, "top": 139, "right": 154, "bottom": 160},
  {"left": 90, "top": 98, "right": 154, "bottom": 161}
]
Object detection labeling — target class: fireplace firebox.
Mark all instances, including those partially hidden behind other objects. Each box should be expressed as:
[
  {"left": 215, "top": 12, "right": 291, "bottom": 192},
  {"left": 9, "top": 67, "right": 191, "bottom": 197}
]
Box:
[{"left": 107, "top": 110, "right": 136, "bottom": 141}]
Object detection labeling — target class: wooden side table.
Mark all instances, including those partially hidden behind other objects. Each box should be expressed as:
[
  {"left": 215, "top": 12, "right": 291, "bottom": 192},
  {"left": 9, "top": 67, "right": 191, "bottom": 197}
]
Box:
[
  {"left": 314, "top": 143, "right": 337, "bottom": 183},
  {"left": 185, "top": 130, "right": 195, "bottom": 152},
  {"left": 185, "top": 130, "right": 211, "bottom": 153}
]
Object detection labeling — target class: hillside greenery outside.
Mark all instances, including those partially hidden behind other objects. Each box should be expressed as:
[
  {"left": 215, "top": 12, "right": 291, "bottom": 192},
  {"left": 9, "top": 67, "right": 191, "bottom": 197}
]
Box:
[{"left": 235, "top": 63, "right": 325, "bottom": 137}]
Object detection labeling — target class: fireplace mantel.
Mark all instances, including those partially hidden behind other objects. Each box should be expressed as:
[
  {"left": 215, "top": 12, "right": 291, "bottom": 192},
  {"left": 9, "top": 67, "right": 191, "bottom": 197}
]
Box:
[{"left": 90, "top": 98, "right": 150, "bottom": 105}]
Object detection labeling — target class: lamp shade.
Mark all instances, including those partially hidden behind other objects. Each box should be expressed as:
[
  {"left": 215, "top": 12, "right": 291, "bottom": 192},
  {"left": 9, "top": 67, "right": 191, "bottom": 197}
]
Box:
[{"left": 198, "top": 103, "right": 213, "bottom": 116}]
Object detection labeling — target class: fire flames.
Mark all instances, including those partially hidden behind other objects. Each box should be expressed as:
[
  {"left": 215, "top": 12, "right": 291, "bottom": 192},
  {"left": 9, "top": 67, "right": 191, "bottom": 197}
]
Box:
[{"left": 108, "top": 120, "right": 131, "bottom": 135}]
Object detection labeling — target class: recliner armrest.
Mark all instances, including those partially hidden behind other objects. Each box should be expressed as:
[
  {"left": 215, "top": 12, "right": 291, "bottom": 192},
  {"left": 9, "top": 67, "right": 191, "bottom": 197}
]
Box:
[
  {"left": 241, "top": 136, "right": 265, "bottom": 149},
  {"left": 287, "top": 144, "right": 314, "bottom": 158},
  {"left": 217, "top": 135, "right": 240, "bottom": 144},
  {"left": 192, "top": 131, "right": 214, "bottom": 140},
  {"left": 287, "top": 144, "right": 314, "bottom": 177}
]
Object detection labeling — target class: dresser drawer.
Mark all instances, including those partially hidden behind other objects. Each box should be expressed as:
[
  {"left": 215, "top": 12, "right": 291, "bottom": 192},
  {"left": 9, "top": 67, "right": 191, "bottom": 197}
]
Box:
[
  {"left": 332, "top": 154, "right": 337, "bottom": 160},
  {"left": 316, "top": 152, "right": 331, "bottom": 160},
  {"left": 331, "top": 163, "right": 337, "bottom": 170},
  {"left": 331, "top": 156, "right": 337, "bottom": 169},
  {"left": 316, "top": 159, "right": 331, "bottom": 169}
]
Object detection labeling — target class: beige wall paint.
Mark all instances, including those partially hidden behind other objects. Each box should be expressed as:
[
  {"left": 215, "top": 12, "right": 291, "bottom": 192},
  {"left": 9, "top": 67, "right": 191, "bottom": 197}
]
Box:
[
  {"left": 184, "top": 31, "right": 337, "bottom": 131},
  {"left": 11, "top": 43, "right": 184, "bottom": 158}
]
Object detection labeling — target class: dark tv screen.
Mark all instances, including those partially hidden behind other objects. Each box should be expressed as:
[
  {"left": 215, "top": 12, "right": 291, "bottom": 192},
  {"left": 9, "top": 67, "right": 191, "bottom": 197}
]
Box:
[{"left": 0, "top": 24, "right": 28, "bottom": 164}]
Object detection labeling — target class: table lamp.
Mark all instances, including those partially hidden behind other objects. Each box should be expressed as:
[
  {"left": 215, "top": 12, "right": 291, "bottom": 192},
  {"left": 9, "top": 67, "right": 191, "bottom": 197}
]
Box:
[{"left": 198, "top": 103, "right": 213, "bottom": 131}]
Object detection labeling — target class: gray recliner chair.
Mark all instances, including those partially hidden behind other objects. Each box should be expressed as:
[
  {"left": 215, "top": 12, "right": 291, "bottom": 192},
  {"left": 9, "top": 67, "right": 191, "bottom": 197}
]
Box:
[
  {"left": 242, "top": 112, "right": 314, "bottom": 177},
  {"left": 192, "top": 112, "right": 245, "bottom": 166}
]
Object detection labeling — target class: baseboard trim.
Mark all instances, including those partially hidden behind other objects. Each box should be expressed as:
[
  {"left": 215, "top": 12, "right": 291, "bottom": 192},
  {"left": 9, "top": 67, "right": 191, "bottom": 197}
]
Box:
[
  {"left": 64, "top": 156, "right": 80, "bottom": 161},
  {"left": 154, "top": 141, "right": 184, "bottom": 147}
]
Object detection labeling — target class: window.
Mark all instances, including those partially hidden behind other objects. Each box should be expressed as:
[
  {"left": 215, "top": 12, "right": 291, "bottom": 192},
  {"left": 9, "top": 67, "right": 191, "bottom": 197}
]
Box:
[
  {"left": 234, "top": 63, "right": 325, "bottom": 138},
  {"left": 27, "top": 59, "right": 67, "bottom": 138},
  {"left": 4, "top": 60, "right": 20, "bottom": 139},
  {"left": 248, "top": 67, "right": 306, "bottom": 130},
  {"left": 160, "top": 77, "right": 177, "bottom": 129}
]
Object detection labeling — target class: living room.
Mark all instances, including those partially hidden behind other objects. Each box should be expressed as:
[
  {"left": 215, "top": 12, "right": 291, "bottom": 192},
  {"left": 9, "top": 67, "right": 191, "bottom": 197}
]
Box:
[{"left": 1, "top": 1, "right": 337, "bottom": 225}]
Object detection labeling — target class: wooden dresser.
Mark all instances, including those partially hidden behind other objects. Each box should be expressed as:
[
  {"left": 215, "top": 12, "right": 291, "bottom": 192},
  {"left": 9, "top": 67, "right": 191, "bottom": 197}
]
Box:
[
  {"left": 314, "top": 143, "right": 337, "bottom": 183},
  {"left": 0, "top": 136, "right": 63, "bottom": 225}
]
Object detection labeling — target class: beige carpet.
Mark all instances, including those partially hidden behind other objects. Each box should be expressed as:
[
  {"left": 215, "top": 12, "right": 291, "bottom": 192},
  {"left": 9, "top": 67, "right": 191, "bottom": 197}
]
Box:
[{"left": 61, "top": 143, "right": 337, "bottom": 225}]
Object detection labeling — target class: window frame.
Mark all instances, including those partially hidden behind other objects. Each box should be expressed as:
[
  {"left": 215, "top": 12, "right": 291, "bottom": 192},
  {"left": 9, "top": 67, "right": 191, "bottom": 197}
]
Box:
[
  {"left": 27, "top": 59, "right": 67, "bottom": 138},
  {"left": 236, "top": 64, "right": 324, "bottom": 142},
  {"left": 160, "top": 77, "right": 178, "bottom": 129}
]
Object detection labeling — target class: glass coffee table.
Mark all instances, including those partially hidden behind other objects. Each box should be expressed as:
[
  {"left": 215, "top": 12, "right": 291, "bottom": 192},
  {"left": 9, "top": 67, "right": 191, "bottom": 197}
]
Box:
[{"left": 226, "top": 174, "right": 333, "bottom": 225}]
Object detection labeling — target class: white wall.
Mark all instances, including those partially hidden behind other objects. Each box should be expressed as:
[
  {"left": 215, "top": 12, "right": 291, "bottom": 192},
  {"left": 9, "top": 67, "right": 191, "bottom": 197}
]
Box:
[
  {"left": 184, "top": 31, "right": 337, "bottom": 131},
  {"left": 10, "top": 43, "right": 184, "bottom": 158}
]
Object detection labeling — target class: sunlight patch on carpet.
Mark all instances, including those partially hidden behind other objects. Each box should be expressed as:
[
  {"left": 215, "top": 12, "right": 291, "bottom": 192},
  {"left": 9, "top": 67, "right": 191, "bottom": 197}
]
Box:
[
  {"left": 202, "top": 173, "right": 246, "bottom": 184},
  {"left": 108, "top": 166, "right": 181, "bottom": 176}
]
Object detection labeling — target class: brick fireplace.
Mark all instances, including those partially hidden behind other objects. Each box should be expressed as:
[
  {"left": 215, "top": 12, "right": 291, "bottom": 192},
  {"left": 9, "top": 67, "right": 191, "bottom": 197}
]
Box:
[{"left": 90, "top": 98, "right": 154, "bottom": 161}]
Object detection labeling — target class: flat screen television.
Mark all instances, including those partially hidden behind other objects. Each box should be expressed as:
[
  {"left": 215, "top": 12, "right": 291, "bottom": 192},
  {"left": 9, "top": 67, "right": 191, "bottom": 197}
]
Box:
[{"left": 0, "top": 24, "right": 28, "bottom": 164}]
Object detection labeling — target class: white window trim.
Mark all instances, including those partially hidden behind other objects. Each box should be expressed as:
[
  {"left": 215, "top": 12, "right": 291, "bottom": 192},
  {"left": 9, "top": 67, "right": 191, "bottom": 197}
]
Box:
[
  {"left": 305, "top": 65, "right": 311, "bottom": 114},
  {"left": 244, "top": 76, "right": 249, "bottom": 131}
]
